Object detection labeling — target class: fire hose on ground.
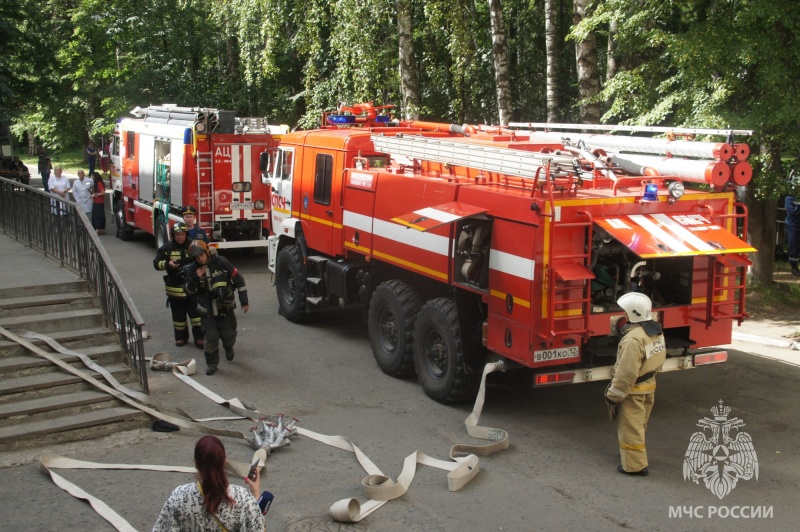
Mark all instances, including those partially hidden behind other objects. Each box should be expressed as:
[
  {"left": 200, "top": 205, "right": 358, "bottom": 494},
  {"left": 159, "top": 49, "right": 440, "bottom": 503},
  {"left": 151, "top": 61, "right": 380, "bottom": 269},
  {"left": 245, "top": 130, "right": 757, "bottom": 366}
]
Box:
[{"left": 0, "top": 325, "right": 509, "bottom": 529}]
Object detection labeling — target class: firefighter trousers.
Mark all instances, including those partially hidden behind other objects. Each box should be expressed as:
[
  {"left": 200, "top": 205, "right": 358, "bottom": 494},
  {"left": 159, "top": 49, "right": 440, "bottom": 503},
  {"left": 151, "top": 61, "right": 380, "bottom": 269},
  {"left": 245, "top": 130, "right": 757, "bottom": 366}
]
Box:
[
  {"left": 202, "top": 311, "right": 237, "bottom": 368},
  {"left": 617, "top": 392, "right": 655, "bottom": 472},
  {"left": 167, "top": 297, "right": 203, "bottom": 343}
]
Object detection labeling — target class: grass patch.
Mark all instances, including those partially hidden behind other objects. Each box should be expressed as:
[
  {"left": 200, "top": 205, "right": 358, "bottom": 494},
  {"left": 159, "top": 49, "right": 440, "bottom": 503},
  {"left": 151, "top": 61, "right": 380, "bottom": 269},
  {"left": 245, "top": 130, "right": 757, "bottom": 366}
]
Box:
[
  {"left": 746, "top": 262, "right": 800, "bottom": 322},
  {"left": 19, "top": 146, "right": 88, "bottom": 175}
]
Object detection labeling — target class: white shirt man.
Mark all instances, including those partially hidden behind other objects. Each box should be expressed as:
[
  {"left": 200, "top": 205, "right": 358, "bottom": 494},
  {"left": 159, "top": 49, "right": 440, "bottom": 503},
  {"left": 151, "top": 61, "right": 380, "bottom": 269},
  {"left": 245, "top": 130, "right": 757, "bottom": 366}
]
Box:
[
  {"left": 48, "top": 167, "right": 70, "bottom": 215},
  {"left": 71, "top": 170, "right": 93, "bottom": 215}
]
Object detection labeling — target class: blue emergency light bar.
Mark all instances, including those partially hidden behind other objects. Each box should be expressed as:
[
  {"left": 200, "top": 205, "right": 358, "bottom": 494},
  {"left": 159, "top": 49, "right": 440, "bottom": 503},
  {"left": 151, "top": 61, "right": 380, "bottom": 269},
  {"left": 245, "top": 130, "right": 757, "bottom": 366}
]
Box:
[
  {"left": 326, "top": 114, "right": 390, "bottom": 125},
  {"left": 327, "top": 115, "right": 356, "bottom": 124}
]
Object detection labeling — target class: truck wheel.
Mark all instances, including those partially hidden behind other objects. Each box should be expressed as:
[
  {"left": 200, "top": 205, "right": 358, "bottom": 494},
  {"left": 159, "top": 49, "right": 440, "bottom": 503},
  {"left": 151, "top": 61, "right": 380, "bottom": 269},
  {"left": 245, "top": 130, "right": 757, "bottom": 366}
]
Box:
[
  {"left": 275, "top": 244, "right": 308, "bottom": 322},
  {"left": 155, "top": 217, "right": 169, "bottom": 249},
  {"left": 115, "top": 201, "right": 134, "bottom": 241},
  {"left": 414, "top": 298, "right": 481, "bottom": 404},
  {"left": 368, "top": 280, "right": 422, "bottom": 377}
]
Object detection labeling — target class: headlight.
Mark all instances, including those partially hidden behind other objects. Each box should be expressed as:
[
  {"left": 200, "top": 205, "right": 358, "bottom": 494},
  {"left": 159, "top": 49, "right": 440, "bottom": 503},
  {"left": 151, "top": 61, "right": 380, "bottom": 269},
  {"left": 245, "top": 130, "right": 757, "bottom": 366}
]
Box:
[
  {"left": 668, "top": 181, "right": 685, "bottom": 201},
  {"left": 254, "top": 200, "right": 265, "bottom": 210}
]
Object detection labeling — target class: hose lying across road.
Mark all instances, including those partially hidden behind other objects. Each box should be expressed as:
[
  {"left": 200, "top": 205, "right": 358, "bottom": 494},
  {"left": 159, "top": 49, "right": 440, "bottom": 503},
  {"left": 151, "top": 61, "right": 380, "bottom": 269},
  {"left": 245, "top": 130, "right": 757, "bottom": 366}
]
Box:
[{"left": 0, "top": 325, "right": 510, "bottom": 530}]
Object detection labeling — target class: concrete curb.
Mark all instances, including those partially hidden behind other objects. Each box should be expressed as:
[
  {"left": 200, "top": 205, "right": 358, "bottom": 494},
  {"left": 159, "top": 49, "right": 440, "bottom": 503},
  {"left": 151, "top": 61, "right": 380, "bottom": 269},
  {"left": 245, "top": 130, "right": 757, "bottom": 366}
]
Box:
[{"left": 732, "top": 331, "right": 800, "bottom": 351}]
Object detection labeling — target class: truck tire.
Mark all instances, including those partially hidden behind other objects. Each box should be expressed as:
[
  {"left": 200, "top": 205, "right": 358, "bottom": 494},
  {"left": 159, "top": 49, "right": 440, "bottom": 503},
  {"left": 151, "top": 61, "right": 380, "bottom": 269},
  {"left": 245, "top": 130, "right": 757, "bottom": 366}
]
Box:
[
  {"left": 275, "top": 244, "right": 308, "bottom": 322},
  {"left": 368, "top": 280, "right": 422, "bottom": 377},
  {"left": 115, "top": 201, "right": 134, "bottom": 241},
  {"left": 413, "top": 298, "right": 481, "bottom": 404}
]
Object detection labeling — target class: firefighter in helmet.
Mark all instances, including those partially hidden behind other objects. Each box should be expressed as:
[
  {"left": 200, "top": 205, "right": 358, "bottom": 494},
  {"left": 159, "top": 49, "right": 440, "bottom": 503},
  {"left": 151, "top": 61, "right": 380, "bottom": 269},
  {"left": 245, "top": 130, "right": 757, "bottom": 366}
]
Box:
[
  {"left": 604, "top": 292, "right": 667, "bottom": 476},
  {"left": 181, "top": 205, "right": 210, "bottom": 244},
  {"left": 183, "top": 240, "right": 249, "bottom": 375},
  {"left": 153, "top": 222, "right": 204, "bottom": 347}
]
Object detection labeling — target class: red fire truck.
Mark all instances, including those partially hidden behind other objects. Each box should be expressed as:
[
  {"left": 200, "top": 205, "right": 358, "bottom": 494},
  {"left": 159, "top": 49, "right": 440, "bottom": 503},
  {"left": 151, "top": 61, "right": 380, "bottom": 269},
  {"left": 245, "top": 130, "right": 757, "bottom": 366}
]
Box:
[
  {"left": 264, "top": 106, "right": 755, "bottom": 403},
  {"left": 112, "top": 105, "right": 287, "bottom": 248}
]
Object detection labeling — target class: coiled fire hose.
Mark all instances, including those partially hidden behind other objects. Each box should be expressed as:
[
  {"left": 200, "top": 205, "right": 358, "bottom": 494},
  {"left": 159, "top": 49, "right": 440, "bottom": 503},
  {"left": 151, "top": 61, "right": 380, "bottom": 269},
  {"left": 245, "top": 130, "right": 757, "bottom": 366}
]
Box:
[{"left": 0, "top": 326, "right": 509, "bottom": 529}]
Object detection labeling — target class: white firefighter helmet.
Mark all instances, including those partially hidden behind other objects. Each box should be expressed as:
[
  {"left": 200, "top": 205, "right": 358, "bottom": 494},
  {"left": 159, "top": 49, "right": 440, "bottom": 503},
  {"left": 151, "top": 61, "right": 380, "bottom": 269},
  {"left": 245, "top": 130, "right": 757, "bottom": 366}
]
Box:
[
  {"left": 790, "top": 169, "right": 800, "bottom": 190},
  {"left": 617, "top": 292, "right": 652, "bottom": 323}
]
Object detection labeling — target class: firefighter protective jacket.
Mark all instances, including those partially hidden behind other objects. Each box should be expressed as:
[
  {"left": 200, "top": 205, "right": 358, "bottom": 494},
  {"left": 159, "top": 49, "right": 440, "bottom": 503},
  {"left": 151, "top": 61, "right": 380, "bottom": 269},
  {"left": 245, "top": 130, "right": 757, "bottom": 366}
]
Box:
[
  {"left": 605, "top": 322, "right": 667, "bottom": 403},
  {"left": 183, "top": 255, "right": 248, "bottom": 316},
  {"left": 153, "top": 240, "right": 193, "bottom": 299}
]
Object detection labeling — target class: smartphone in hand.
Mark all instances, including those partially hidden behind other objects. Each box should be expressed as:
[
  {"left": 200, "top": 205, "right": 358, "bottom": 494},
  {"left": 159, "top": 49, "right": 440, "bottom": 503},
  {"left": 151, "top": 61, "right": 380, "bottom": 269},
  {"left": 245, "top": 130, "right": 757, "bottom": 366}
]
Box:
[{"left": 247, "top": 457, "right": 259, "bottom": 482}]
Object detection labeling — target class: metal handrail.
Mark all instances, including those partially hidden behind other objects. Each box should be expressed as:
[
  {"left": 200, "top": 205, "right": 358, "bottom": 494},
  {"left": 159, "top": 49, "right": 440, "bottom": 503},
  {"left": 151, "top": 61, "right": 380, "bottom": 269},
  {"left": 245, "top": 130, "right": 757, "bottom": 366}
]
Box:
[{"left": 0, "top": 177, "right": 148, "bottom": 392}]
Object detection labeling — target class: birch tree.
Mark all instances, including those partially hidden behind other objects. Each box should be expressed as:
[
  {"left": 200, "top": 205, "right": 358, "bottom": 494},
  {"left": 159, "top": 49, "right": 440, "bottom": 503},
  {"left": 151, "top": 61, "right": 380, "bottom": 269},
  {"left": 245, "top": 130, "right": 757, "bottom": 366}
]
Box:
[
  {"left": 544, "top": 0, "right": 560, "bottom": 122},
  {"left": 397, "top": 0, "right": 420, "bottom": 120},
  {"left": 488, "top": 0, "right": 512, "bottom": 125},
  {"left": 572, "top": 0, "right": 600, "bottom": 123}
]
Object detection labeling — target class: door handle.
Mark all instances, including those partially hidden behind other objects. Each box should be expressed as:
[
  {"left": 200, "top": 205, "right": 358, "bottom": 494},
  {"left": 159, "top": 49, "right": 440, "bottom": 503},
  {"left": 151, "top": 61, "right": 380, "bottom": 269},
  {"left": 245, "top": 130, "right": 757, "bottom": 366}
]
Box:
[{"left": 326, "top": 210, "right": 333, "bottom": 216}]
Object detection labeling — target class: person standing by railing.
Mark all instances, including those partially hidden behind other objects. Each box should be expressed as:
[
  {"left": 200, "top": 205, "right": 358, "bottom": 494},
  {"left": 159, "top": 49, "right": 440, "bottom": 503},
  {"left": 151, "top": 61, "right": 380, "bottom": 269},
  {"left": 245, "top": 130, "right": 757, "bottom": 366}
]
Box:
[
  {"left": 48, "top": 167, "right": 70, "bottom": 215},
  {"left": 37, "top": 146, "right": 52, "bottom": 192},
  {"left": 71, "top": 170, "right": 93, "bottom": 218},
  {"left": 91, "top": 171, "right": 107, "bottom": 235}
]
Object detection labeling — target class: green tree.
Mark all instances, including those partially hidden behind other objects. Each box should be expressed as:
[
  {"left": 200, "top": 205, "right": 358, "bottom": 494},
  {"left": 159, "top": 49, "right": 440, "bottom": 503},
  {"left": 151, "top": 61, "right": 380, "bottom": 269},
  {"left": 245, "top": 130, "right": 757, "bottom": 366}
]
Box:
[{"left": 580, "top": 0, "right": 800, "bottom": 284}]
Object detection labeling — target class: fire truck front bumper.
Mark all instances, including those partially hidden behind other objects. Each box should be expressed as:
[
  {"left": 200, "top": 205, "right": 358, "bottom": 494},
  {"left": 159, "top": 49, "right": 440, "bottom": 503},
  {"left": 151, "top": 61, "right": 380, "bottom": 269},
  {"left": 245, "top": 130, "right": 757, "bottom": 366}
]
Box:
[{"left": 531, "top": 349, "right": 727, "bottom": 387}]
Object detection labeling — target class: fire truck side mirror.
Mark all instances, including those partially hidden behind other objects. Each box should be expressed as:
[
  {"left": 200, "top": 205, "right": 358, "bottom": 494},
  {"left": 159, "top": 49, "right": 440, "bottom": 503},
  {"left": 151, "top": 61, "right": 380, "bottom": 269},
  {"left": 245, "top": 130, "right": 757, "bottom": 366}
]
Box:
[{"left": 258, "top": 151, "right": 271, "bottom": 176}]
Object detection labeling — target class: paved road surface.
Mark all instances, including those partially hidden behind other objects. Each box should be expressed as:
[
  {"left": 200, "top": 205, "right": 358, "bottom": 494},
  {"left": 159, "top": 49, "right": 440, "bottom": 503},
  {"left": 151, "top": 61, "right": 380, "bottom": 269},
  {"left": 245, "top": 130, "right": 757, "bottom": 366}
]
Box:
[{"left": 0, "top": 225, "right": 798, "bottom": 531}]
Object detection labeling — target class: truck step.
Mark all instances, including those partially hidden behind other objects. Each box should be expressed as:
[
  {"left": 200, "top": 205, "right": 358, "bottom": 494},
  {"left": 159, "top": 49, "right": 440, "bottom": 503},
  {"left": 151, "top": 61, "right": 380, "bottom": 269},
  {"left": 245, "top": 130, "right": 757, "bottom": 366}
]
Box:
[
  {"left": 306, "top": 296, "right": 323, "bottom": 306},
  {"left": 307, "top": 277, "right": 322, "bottom": 286},
  {"left": 307, "top": 256, "right": 329, "bottom": 264}
]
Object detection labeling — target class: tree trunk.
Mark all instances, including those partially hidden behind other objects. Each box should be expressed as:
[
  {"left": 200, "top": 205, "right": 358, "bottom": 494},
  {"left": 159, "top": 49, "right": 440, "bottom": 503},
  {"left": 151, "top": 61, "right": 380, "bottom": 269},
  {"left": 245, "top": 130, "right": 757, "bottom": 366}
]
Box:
[
  {"left": 573, "top": 0, "right": 601, "bottom": 124},
  {"left": 489, "top": 0, "right": 512, "bottom": 125},
  {"left": 606, "top": 18, "right": 618, "bottom": 81},
  {"left": 544, "top": 0, "right": 559, "bottom": 123},
  {"left": 26, "top": 130, "right": 36, "bottom": 156},
  {"left": 397, "top": 0, "right": 420, "bottom": 120},
  {"left": 746, "top": 141, "right": 780, "bottom": 285}
]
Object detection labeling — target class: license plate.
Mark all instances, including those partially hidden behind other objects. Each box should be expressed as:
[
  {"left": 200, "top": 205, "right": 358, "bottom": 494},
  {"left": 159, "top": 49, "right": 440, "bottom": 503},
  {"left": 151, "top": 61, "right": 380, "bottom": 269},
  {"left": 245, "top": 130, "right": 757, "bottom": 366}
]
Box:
[
  {"left": 533, "top": 346, "right": 579, "bottom": 363},
  {"left": 229, "top": 202, "right": 254, "bottom": 210}
]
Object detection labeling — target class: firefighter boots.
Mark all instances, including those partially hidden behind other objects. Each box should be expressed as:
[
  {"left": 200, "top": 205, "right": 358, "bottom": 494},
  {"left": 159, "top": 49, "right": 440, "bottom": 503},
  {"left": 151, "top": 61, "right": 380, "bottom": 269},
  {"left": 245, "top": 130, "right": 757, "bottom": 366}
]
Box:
[
  {"left": 617, "top": 465, "right": 649, "bottom": 476},
  {"left": 225, "top": 347, "right": 235, "bottom": 361}
]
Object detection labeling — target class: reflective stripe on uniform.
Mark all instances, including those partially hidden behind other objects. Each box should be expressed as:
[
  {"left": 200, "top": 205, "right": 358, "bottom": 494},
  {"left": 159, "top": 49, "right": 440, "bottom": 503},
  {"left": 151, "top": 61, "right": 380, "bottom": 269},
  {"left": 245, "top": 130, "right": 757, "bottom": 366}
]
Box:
[
  {"left": 173, "top": 321, "right": 188, "bottom": 330},
  {"left": 190, "top": 317, "right": 202, "bottom": 326},
  {"left": 211, "top": 282, "right": 228, "bottom": 290},
  {"left": 631, "top": 382, "right": 656, "bottom": 393},
  {"left": 620, "top": 442, "right": 646, "bottom": 451},
  {"left": 166, "top": 286, "right": 186, "bottom": 297}
]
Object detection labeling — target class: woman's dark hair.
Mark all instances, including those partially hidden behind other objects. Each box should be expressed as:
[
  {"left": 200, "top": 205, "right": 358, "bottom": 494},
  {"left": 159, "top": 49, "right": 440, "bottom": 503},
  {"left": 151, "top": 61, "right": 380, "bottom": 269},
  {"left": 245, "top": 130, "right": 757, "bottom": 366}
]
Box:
[
  {"left": 91, "top": 171, "right": 104, "bottom": 188},
  {"left": 195, "top": 435, "right": 233, "bottom": 515}
]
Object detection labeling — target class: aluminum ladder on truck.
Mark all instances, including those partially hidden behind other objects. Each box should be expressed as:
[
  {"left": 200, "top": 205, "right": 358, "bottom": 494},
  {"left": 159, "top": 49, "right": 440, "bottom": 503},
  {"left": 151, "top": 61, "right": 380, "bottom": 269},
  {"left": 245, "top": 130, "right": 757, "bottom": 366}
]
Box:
[
  {"left": 370, "top": 134, "right": 577, "bottom": 181},
  {"left": 195, "top": 151, "right": 214, "bottom": 233}
]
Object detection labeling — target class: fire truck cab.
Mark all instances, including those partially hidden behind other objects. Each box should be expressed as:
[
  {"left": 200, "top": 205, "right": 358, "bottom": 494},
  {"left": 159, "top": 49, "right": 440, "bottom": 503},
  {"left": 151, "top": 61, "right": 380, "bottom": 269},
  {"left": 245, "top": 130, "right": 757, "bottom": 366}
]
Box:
[
  {"left": 265, "top": 113, "right": 755, "bottom": 404},
  {"left": 113, "top": 105, "right": 287, "bottom": 248}
]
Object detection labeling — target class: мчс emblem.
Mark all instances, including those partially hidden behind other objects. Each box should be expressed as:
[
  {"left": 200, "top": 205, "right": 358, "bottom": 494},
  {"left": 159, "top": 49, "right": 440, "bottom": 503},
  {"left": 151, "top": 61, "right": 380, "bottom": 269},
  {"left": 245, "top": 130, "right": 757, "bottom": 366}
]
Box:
[{"left": 683, "top": 400, "right": 758, "bottom": 499}]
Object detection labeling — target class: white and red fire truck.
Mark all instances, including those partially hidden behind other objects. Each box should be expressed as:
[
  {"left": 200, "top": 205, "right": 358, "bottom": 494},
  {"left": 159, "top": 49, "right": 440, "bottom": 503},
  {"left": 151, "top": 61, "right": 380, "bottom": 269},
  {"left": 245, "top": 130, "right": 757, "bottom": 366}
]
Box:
[
  {"left": 112, "top": 105, "right": 287, "bottom": 248},
  {"left": 264, "top": 104, "right": 755, "bottom": 403}
]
